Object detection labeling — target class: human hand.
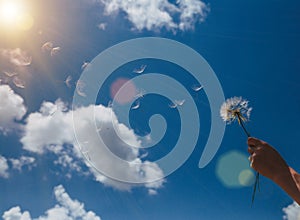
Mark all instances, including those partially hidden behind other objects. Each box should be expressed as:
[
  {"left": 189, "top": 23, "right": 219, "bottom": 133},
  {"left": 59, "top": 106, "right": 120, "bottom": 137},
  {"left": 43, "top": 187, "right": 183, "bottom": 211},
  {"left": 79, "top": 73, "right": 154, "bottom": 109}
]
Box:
[{"left": 247, "top": 137, "right": 290, "bottom": 181}]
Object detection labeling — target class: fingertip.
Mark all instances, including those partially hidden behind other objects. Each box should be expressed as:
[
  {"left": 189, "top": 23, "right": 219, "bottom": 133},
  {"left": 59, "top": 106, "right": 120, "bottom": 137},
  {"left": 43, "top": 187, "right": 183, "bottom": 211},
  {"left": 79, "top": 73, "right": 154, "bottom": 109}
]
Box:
[
  {"left": 247, "top": 137, "right": 260, "bottom": 145},
  {"left": 248, "top": 137, "right": 258, "bottom": 141}
]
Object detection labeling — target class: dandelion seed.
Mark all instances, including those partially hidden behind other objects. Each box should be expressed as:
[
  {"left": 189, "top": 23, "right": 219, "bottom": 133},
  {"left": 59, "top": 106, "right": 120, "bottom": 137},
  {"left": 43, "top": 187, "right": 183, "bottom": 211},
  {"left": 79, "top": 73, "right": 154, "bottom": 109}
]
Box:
[
  {"left": 140, "top": 152, "right": 149, "bottom": 159},
  {"left": 192, "top": 84, "right": 204, "bottom": 92},
  {"left": 175, "top": 99, "right": 185, "bottom": 106},
  {"left": 3, "top": 71, "right": 18, "bottom": 77},
  {"left": 169, "top": 102, "right": 177, "bottom": 108},
  {"left": 13, "top": 76, "right": 25, "bottom": 88},
  {"left": 133, "top": 64, "right": 147, "bottom": 74},
  {"left": 81, "top": 61, "right": 90, "bottom": 70},
  {"left": 169, "top": 99, "right": 185, "bottom": 109},
  {"left": 51, "top": 47, "right": 61, "bottom": 56},
  {"left": 131, "top": 99, "right": 140, "bottom": 110},
  {"left": 64, "top": 75, "right": 72, "bottom": 88},
  {"left": 41, "top": 42, "right": 53, "bottom": 52}
]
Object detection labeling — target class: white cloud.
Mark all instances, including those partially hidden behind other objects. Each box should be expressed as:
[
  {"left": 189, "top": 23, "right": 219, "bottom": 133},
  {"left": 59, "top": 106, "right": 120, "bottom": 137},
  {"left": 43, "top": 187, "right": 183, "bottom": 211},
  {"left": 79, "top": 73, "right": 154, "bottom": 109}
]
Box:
[
  {"left": 53, "top": 145, "right": 88, "bottom": 179},
  {"left": 148, "top": 189, "right": 158, "bottom": 195},
  {"left": 38, "top": 206, "right": 71, "bottom": 220},
  {"left": 20, "top": 100, "right": 74, "bottom": 154},
  {"left": 0, "top": 48, "right": 32, "bottom": 66},
  {"left": 2, "top": 185, "right": 101, "bottom": 220},
  {"left": 9, "top": 156, "right": 36, "bottom": 171},
  {"left": 20, "top": 100, "right": 164, "bottom": 192},
  {"left": 2, "top": 206, "right": 31, "bottom": 220},
  {"left": 178, "top": 0, "right": 209, "bottom": 30},
  {"left": 283, "top": 202, "right": 300, "bottom": 220},
  {"left": 97, "top": 0, "right": 209, "bottom": 31},
  {"left": 0, "top": 85, "right": 26, "bottom": 132},
  {"left": 0, "top": 155, "right": 9, "bottom": 178},
  {"left": 97, "top": 22, "right": 107, "bottom": 30},
  {"left": 0, "top": 154, "right": 36, "bottom": 178}
]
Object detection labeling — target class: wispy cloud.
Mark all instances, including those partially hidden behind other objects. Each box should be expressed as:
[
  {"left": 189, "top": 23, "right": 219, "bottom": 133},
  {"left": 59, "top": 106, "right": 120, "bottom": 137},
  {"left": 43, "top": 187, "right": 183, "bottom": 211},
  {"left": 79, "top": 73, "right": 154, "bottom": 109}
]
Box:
[
  {"left": 9, "top": 156, "right": 36, "bottom": 171},
  {"left": 0, "top": 48, "right": 32, "bottom": 66},
  {"left": 283, "top": 202, "right": 300, "bottom": 220},
  {"left": 20, "top": 100, "right": 164, "bottom": 193},
  {"left": 97, "top": 0, "right": 209, "bottom": 31},
  {"left": 2, "top": 185, "right": 101, "bottom": 220}
]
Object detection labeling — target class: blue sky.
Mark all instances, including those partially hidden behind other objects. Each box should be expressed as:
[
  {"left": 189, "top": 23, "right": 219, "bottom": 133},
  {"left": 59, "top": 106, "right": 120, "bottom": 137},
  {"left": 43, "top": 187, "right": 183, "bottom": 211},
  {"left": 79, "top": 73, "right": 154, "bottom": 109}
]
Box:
[{"left": 0, "top": 0, "right": 300, "bottom": 219}]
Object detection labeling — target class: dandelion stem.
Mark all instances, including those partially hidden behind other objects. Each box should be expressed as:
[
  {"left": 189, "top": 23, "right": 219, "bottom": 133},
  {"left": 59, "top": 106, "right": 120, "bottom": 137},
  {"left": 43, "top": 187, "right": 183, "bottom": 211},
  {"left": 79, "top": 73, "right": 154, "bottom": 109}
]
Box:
[
  {"left": 237, "top": 114, "right": 260, "bottom": 206},
  {"left": 237, "top": 115, "right": 251, "bottom": 137},
  {"left": 251, "top": 172, "right": 260, "bottom": 206}
]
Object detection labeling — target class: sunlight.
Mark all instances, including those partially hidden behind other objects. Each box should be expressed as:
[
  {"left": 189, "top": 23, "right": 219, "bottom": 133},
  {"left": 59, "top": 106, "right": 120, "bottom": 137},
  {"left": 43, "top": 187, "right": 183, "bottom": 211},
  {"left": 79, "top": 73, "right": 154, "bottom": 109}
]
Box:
[
  {"left": 0, "top": 0, "right": 33, "bottom": 30},
  {"left": 0, "top": 0, "right": 22, "bottom": 23}
]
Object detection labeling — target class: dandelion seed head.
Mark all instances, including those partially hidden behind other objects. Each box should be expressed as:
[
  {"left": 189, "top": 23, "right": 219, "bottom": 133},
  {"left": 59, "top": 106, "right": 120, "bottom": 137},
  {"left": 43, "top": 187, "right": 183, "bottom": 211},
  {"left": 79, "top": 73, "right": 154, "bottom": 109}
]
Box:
[{"left": 220, "top": 97, "right": 252, "bottom": 124}]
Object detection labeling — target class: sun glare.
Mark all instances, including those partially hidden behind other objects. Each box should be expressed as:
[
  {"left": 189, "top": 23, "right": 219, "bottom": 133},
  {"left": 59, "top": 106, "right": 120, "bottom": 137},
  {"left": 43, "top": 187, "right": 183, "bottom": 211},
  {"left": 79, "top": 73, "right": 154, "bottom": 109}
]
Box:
[
  {"left": 0, "top": 0, "right": 33, "bottom": 30},
  {"left": 1, "top": 1, "right": 21, "bottom": 22}
]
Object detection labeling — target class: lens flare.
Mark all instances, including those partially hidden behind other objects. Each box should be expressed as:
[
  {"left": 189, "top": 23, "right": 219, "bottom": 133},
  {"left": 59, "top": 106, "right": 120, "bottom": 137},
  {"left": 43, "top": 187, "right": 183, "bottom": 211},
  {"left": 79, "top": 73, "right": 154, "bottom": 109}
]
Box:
[{"left": 216, "top": 150, "right": 255, "bottom": 188}]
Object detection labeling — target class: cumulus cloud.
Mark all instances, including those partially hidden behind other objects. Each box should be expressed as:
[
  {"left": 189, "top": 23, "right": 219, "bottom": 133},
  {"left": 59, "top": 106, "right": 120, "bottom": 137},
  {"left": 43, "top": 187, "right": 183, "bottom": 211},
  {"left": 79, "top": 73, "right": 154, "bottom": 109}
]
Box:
[
  {"left": 98, "top": 0, "right": 209, "bottom": 31},
  {"left": 2, "top": 206, "right": 31, "bottom": 220},
  {"left": 0, "top": 85, "right": 26, "bottom": 132},
  {"left": 20, "top": 100, "right": 164, "bottom": 192},
  {"left": 0, "top": 155, "right": 9, "bottom": 178},
  {"left": 283, "top": 202, "right": 300, "bottom": 220},
  {"left": 2, "top": 185, "right": 101, "bottom": 220}
]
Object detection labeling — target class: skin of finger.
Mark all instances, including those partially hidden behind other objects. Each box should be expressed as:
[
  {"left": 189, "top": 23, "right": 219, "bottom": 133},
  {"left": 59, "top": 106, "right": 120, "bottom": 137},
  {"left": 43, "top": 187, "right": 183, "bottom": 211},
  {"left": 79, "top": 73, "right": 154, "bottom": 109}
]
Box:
[
  {"left": 248, "top": 146, "right": 255, "bottom": 154},
  {"left": 247, "top": 137, "right": 263, "bottom": 147},
  {"left": 251, "top": 145, "right": 289, "bottom": 180}
]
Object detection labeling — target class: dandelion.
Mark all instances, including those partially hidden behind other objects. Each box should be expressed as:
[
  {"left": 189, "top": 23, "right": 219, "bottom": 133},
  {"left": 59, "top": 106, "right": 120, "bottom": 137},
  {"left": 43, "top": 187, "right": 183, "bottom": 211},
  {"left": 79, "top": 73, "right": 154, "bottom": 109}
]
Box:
[{"left": 220, "top": 96, "right": 259, "bottom": 205}]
